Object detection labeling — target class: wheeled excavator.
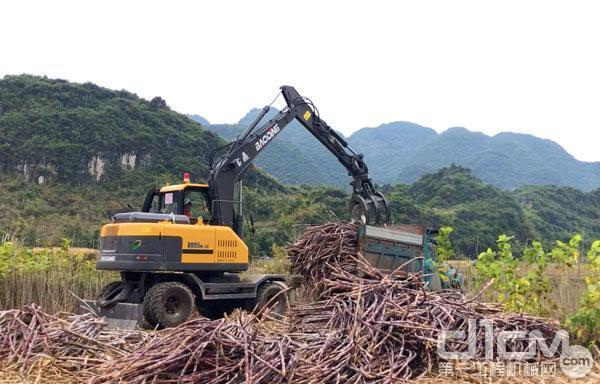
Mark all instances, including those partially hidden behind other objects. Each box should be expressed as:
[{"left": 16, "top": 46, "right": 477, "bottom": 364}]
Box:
[{"left": 87, "top": 86, "right": 392, "bottom": 329}]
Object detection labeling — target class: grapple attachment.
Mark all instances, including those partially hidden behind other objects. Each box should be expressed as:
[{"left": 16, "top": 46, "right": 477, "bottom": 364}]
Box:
[{"left": 350, "top": 190, "right": 390, "bottom": 225}]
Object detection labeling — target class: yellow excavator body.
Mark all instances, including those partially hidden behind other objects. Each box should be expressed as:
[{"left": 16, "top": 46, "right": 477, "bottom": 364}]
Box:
[{"left": 100, "top": 221, "right": 248, "bottom": 267}]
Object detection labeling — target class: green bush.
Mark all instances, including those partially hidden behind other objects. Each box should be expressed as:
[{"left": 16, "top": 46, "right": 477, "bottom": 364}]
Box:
[{"left": 568, "top": 240, "right": 600, "bottom": 346}]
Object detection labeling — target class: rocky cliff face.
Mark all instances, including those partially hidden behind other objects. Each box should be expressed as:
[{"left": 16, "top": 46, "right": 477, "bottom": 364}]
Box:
[{"left": 0, "top": 75, "right": 226, "bottom": 185}]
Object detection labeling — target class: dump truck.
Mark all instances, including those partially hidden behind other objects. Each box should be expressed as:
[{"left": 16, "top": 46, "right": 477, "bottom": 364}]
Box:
[{"left": 359, "top": 224, "right": 463, "bottom": 289}]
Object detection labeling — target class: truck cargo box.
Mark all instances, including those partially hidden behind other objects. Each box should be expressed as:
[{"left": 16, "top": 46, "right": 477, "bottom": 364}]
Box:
[{"left": 357, "top": 224, "right": 430, "bottom": 277}]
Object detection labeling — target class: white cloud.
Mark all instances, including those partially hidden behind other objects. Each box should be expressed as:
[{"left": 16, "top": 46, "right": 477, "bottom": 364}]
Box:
[{"left": 1, "top": 0, "right": 598, "bottom": 161}]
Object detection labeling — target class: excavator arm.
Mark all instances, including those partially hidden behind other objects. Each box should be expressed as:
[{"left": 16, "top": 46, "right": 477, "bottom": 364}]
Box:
[{"left": 209, "top": 86, "right": 389, "bottom": 235}]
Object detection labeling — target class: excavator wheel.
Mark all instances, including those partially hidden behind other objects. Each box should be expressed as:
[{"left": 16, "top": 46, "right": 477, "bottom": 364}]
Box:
[
  {"left": 97, "top": 281, "right": 122, "bottom": 302},
  {"left": 143, "top": 282, "right": 194, "bottom": 329},
  {"left": 255, "top": 281, "right": 289, "bottom": 317}
]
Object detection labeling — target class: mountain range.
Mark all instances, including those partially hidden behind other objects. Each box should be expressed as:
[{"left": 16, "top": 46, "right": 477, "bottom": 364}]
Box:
[
  {"left": 191, "top": 110, "right": 600, "bottom": 191},
  {"left": 1, "top": 74, "right": 598, "bottom": 255}
]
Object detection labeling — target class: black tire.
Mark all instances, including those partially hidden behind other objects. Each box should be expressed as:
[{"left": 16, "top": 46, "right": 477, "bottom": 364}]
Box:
[
  {"left": 143, "top": 282, "right": 194, "bottom": 329},
  {"left": 255, "top": 282, "right": 288, "bottom": 316},
  {"left": 97, "top": 281, "right": 122, "bottom": 301}
]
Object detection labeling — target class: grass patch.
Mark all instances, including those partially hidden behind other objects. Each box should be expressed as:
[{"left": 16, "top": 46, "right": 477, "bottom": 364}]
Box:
[{"left": 0, "top": 241, "right": 116, "bottom": 313}]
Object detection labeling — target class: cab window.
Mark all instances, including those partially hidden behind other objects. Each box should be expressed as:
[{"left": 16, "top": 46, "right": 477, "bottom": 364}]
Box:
[
  {"left": 184, "top": 189, "right": 211, "bottom": 222},
  {"left": 160, "top": 191, "right": 180, "bottom": 214},
  {"left": 148, "top": 195, "right": 160, "bottom": 213}
]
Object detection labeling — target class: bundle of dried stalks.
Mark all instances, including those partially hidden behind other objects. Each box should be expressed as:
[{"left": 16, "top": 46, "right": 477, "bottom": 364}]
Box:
[
  {"left": 285, "top": 221, "right": 562, "bottom": 381},
  {"left": 0, "top": 304, "right": 147, "bottom": 382},
  {"left": 0, "top": 222, "right": 567, "bottom": 383}
]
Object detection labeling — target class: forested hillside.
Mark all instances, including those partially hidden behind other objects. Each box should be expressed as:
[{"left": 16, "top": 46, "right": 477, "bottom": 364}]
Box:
[
  {"left": 0, "top": 75, "right": 279, "bottom": 245},
  {"left": 515, "top": 184, "right": 600, "bottom": 243},
  {"left": 238, "top": 165, "right": 600, "bottom": 258},
  {"left": 200, "top": 109, "right": 600, "bottom": 191},
  {"left": 0, "top": 75, "right": 224, "bottom": 184},
  {"left": 384, "top": 165, "right": 532, "bottom": 255},
  {"left": 1, "top": 75, "right": 598, "bottom": 258}
]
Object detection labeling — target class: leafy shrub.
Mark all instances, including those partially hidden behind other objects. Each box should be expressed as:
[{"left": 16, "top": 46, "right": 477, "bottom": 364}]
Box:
[
  {"left": 568, "top": 240, "right": 600, "bottom": 346},
  {"left": 473, "top": 234, "right": 580, "bottom": 316}
]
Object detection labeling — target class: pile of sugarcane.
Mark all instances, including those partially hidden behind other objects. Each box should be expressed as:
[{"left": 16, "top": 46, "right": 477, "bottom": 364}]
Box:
[
  {"left": 286, "top": 222, "right": 563, "bottom": 380},
  {"left": 0, "top": 221, "right": 566, "bottom": 383},
  {"left": 90, "top": 311, "right": 294, "bottom": 383},
  {"left": 0, "top": 304, "right": 148, "bottom": 382}
]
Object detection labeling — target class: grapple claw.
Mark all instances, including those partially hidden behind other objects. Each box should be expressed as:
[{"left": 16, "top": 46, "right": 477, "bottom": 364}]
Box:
[{"left": 349, "top": 191, "right": 390, "bottom": 225}]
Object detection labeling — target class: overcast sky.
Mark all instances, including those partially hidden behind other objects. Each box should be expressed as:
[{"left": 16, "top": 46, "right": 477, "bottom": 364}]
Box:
[{"left": 1, "top": 1, "right": 599, "bottom": 161}]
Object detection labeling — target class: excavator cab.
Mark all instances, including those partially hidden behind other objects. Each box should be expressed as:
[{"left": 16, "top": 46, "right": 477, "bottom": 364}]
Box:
[{"left": 141, "top": 173, "right": 211, "bottom": 224}]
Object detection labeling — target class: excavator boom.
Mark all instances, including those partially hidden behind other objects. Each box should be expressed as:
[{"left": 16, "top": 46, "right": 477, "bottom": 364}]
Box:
[{"left": 209, "top": 86, "right": 390, "bottom": 235}]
